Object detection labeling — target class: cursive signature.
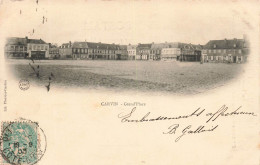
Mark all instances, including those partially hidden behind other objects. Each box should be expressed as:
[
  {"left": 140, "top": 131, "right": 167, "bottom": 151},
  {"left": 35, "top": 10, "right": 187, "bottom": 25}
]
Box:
[{"left": 163, "top": 124, "right": 219, "bottom": 142}]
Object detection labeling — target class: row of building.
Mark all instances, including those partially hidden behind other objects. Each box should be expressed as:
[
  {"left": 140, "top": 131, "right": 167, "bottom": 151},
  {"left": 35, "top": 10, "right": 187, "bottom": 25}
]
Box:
[{"left": 4, "top": 35, "right": 249, "bottom": 63}]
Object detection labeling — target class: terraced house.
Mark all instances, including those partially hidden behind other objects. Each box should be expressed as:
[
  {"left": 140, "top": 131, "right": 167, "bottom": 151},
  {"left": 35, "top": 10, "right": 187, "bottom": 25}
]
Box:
[
  {"left": 5, "top": 37, "right": 28, "bottom": 58},
  {"left": 72, "top": 42, "right": 126, "bottom": 60},
  {"left": 27, "top": 38, "right": 49, "bottom": 59},
  {"left": 5, "top": 37, "right": 49, "bottom": 59},
  {"left": 127, "top": 44, "right": 137, "bottom": 60},
  {"left": 202, "top": 36, "right": 249, "bottom": 63},
  {"left": 150, "top": 42, "right": 169, "bottom": 60},
  {"left": 116, "top": 45, "right": 128, "bottom": 60},
  {"left": 59, "top": 42, "right": 72, "bottom": 59},
  {"left": 72, "top": 42, "right": 88, "bottom": 60},
  {"left": 161, "top": 42, "right": 202, "bottom": 61},
  {"left": 136, "top": 43, "right": 152, "bottom": 60},
  {"left": 49, "top": 44, "right": 60, "bottom": 59}
]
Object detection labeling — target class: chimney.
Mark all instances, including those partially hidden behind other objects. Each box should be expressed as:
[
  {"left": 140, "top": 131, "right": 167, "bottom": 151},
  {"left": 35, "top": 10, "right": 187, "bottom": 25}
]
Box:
[
  {"left": 128, "top": 43, "right": 131, "bottom": 46},
  {"left": 69, "top": 41, "right": 72, "bottom": 47},
  {"left": 224, "top": 38, "right": 227, "bottom": 43}
]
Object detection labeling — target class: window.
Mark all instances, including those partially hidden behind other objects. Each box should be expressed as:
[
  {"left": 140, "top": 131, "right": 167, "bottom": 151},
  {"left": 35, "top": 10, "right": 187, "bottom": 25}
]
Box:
[
  {"left": 238, "top": 49, "right": 242, "bottom": 54},
  {"left": 209, "top": 50, "right": 211, "bottom": 53},
  {"left": 218, "top": 49, "right": 221, "bottom": 53},
  {"left": 213, "top": 50, "right": 216, "bottom": 53},
  {"left": 223, "top": 49, "right": 226, "bottom": 53},
  {"left": 41, "top": 46, "right": 44, "bottom": 50},
  {"left": 45, "top": 46, "right": 48, "bottom": 50},
  {"left": 214, "top": 44, "right": 216, "bottom": 48},
  {"left": 33, "top": 45, "right": 36, "bottom": 50}
]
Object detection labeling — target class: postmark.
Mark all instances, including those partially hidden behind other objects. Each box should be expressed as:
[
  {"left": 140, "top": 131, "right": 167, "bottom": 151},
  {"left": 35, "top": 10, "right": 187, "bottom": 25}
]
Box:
[
  {"left": 0, "top": 119, "right": 47, "bottom": 165},
  {"left": 19, "top": 80, "right": 30, "bottom": 91}
]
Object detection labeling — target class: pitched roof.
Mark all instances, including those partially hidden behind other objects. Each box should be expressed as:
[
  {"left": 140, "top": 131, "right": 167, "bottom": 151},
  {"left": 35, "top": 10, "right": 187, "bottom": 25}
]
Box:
[
  {"left": 62, "top": 43, "right": 69, "bottom": 46},
  {"left": 72, "top": 42, "right": 89, "bottom": 48},
  {"left": 5, "top": 37, "right": 27, "bottom": 45},
  {"left": 119, "top": 45, "right": 127, "bottom": 50},
  {"left": 151, "top": 43, "right": 171, "bottom": 50},
  {"left": 178, "top": 43, "right": 203, "bottom": 50},
  {"left": 137, "top": 43, "right": 152, "bottom": 49},
  {"left": 159, "top": 42, "right": 202, "bottom": 50},
  {"left": 203, "top": 39, "right": 245, "bottom": 49},
  {"left": 28, "top": 39, "right": 46, "bottom": 44},
  {"left": 127, "top": 45, "right": 137, "bottom": 50},
  {"left": 75, "top": 42, "right": 120, "bottom": 50}
]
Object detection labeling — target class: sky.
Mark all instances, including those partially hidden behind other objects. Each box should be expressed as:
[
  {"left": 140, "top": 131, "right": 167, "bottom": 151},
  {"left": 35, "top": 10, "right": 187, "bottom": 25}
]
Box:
[{"left": 0, "top": 0, "right": 258, "bottom": 46}]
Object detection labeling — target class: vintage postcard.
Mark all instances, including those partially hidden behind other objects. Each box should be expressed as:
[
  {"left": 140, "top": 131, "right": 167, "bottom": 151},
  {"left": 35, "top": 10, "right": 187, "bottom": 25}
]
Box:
[{"left": 0, "top": 0, "right": 259, "bottom": 164}]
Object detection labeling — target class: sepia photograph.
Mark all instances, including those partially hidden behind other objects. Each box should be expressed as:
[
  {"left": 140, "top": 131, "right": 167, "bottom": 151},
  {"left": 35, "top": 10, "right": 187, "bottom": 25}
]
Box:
[{"left": 2, "top": 0, "right": 252, "bottom": 95}]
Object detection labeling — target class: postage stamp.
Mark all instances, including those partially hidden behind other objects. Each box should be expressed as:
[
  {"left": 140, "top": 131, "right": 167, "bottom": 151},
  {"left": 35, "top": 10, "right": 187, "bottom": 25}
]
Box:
[{"left": 0, "top": 119, "right": 47, "bottom": 165}]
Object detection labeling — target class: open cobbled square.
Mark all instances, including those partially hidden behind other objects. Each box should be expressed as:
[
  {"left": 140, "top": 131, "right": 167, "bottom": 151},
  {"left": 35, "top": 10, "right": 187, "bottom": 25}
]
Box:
[{"left": 7, "top": 59, "right": 243, "bottom": 94}]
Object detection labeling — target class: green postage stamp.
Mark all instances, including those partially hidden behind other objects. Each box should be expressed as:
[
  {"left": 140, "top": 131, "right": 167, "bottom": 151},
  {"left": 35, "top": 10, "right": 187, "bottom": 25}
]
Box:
[{"left": 0, "top": 120, "right": 46, "bottom": 165}]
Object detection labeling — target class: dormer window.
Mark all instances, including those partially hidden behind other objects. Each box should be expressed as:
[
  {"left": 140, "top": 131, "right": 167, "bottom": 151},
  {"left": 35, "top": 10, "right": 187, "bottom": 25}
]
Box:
[
  {"left": 233, "top": 44, "right": 236, "bottom": 48},
  {"left": 214, "top": 44, "right": 216, "bottom": 48}
]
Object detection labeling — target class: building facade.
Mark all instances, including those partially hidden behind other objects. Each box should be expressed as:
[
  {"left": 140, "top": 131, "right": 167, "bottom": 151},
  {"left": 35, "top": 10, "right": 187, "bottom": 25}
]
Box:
[
  {"left": 136, "top": 43, "right": 152, "bottom": 60},
  {"left": 71, "top": 42, "right": 124, "bottom": 60},
  {"left": 5, "top": 37, "right": 28, "bottom": 58},
  {"left": 59, "top": 42, "right": 73, "bottom": 59},
  {"left": 27, "top": 39, "right": 49, "bottom": 59},
  {"left": 161, "top": 42, "right": 202, "bottom": 61},
  {"left": 116, "top": 45, "right": 128, "bottom": 60},
  {"left": 127, "top": 44, "right": 137, "bottom": 60},
  {"left": 150, "top": 43, "right": 169, "bottom": 60},
  {"left": 179, "top": 44, "right": 202, "bottom": 61},
  {"left": 72, "top": 42, "right": 89, "bottom": 60},
  {"left": 202, "top": 37, "right": 249, "bottom": 63},
  {"left": 49, "top": 44, "right": 60, "bottom": 59}
]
